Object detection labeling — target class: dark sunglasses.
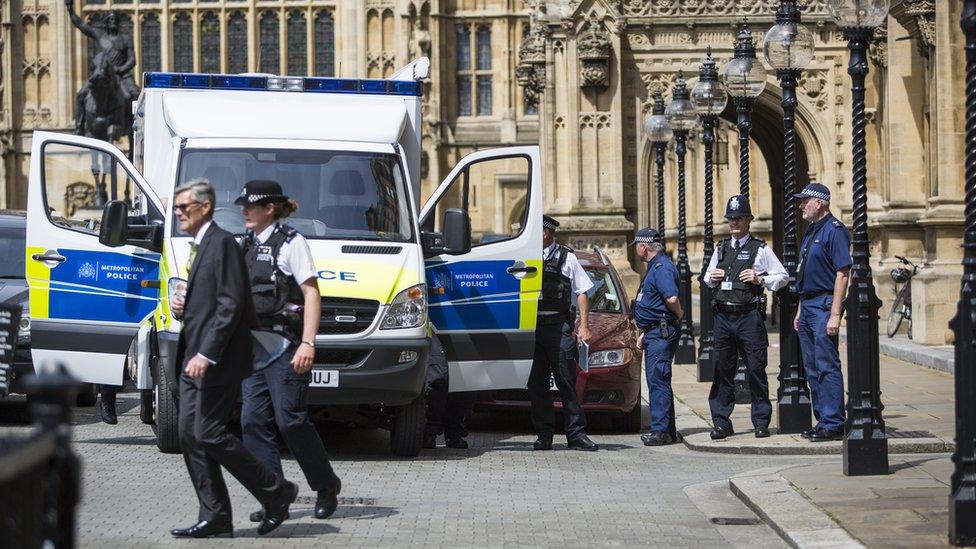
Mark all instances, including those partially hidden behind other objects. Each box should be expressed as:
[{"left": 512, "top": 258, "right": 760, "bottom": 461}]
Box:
[{"left": 174, "top": 201, "right": 200, "bottom": 213}]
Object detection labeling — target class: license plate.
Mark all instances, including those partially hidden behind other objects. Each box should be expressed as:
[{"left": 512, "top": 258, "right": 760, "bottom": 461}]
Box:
[{"left": 309, "top": 369, "right": 339, "bottom": 388}]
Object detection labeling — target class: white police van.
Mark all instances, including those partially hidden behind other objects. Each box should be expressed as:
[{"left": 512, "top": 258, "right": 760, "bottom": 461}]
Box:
[{"left": 24, "top": 58, "right": 544, "bottom": 456}]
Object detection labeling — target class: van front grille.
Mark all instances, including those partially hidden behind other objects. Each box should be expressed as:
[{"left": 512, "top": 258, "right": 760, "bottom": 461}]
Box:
[{"left": 318, "top": 297, "right": 379, "bottom": 335}]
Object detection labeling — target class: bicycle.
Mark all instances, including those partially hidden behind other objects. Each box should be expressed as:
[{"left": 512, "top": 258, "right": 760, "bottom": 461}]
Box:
[{"left": 886, "top": 255, "right": 919, "bottom": 339}]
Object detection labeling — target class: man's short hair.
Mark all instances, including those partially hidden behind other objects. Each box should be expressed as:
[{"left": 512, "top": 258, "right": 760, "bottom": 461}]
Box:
[
  {"left": 645, "top": 242, "right": 664, "bottom": 253},
  {"left": 174, "top": 178, "right": 216, "bottom": 217}
]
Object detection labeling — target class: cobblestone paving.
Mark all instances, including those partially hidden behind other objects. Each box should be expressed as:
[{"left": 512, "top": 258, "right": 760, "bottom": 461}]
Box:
[{"left": 0, "top": 392, "right": 805, "bottom": 548}]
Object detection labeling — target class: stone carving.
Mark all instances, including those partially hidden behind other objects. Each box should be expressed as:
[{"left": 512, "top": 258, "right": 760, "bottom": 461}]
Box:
[
  {"left": 622, "top": 0, "right": 829, "bottom": 17},
  {"left": 579, "top": 112, "right": 612, "bottom": 129},
  {"left": 868, "top": 20, "right": 887, "bottom": 69},
  {"left": 65, "top": 182, "right": 96, "bottom": 218},
  {"left": 627, "top": 32, "right": 651, "bottom": 49},
  {"left": 799, "top": 70, "right": 829, "bottom": 112},
  {"left": 640, "top": 72, "right": 676, "bottom": 99},
  {"left": 516, "top": 18, "right": 548, "bottom": 111},
  {"left": 577, "top": 13, "right": 612, "bottom": 89},
  {"left": 891, "top": 0, "right": 934, "bottom": 58}
]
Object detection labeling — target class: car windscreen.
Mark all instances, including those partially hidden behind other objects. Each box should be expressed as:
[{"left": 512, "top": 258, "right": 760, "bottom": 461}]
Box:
[
  {"left": 0, "top": 225, "right": 25, "bottom": 278},
  {"left": 175, "top": 149, "right": 413, "bottom": 242},
  {"left": 584, "top": 267, "right": 623, "bottom": 313}
]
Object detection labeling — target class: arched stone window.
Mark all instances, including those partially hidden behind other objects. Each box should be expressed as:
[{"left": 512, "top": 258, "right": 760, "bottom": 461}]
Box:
[
  {"left": 314, "top": 10, "right": 335, "bottom": 76},
  {"left": 199, "top": 12, "right": 220, "bottom": 73},
  {"left": 259, "top": 11, "right": 280, "bottom": 74},
  {"left": 227, "top": 12, "right": 247, "bottom": 74},
  {"left": 287, "top": 11, "right": 307, "bottom": 76},
  {"left": 172, "top": 13, "right": 193, "bottom": 72},
  {"left": 140, "top": 13, "right": 161, "bottom": 73}
]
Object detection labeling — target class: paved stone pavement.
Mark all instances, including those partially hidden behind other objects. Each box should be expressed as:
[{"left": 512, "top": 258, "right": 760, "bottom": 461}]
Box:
[
  {"left": 671, "top": 335, "right": 954, "bottom": 448},
  {"left": 780, "top": 455, "right": 951, "bottom": 548},
  {"left": 0, "top": 392, "right": 806, "bottom": 548}
]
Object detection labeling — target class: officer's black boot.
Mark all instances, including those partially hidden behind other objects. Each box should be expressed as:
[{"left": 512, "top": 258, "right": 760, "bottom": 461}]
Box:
[
  {"left": 99, "top": 386, "right": 118, "bottom": 425},
  {"left": 533, "top": 434, "right": 553, "bottom": 451}
]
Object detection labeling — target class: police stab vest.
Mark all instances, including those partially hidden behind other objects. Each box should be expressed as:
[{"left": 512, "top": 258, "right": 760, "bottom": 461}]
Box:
[
  {"left": 242, "top": 223, "right": 305, "bottom": 338},
  {"left": 539, "top": 245, "right": 572, "bottom": 319},
  {"left": 713, "top": 236, "right": 765, "bottom": 305}
]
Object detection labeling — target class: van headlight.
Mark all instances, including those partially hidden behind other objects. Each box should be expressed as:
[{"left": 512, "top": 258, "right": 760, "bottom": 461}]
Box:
[
  {"left": 380, "top": 284, "right": 427, "bottom": 330},
  {"left": 587, "top": 348, "right": 633, "bottom": 368}
]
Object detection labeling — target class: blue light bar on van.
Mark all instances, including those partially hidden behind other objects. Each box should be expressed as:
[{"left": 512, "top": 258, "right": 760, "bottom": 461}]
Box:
[{"left": 142, "top": 72, "right": 422, "bottom": 97}]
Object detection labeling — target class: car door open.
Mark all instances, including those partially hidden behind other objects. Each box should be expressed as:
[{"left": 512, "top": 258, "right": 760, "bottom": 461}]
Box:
[
  {"left": 420, "top": 146, "right": 542, "bottom": 392},
  {"left": 25, "top": 131, "right": 164, "bottom": 385}
]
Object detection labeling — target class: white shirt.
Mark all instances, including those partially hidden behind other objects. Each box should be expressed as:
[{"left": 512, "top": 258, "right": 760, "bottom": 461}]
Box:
[
  {"left": 704, "top": 234, "right": 789, "bottom": 292},
  {"left": 254, "top": 223, "right": 318, "bottom": 285},
  {"left": 192, "top": 220, "right": 212, "bottom": 245},
  {"left": 544, "top": 243, "right": 595, "bottom": 295}
]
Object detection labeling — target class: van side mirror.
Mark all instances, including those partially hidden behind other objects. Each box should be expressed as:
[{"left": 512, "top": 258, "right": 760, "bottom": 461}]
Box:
[
  {"left": 441, "top": 208, "right": 471, "bottom": 255},
  {"left": 99, "top": 200, "right": 129, "bottom": 247}
]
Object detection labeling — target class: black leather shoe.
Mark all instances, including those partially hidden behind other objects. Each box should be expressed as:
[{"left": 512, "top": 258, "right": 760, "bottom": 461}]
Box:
[
  {"left": 315, "top": 477, "right": 341, "bottom": 520},
  {"left": 171, "top": 520, "right": 233, "bottom": 538},
  {"left": 809, "top": 428, "right": 843, "bottom": 442},
  {"left": 258, "top": 481, "right": 298, "bottom": 535},
  {"left": 800, "top": 428, "right": 817, "bottom": 439},
  {"left": 567, "top": 435, "right": 599, "bottom": 451},
  {"left": 422, "top": 433, "right": 437, "bottom": 449},
  {"left": 99, "top": 399, "right": 118, "bottom": 425},
  {"left": 754, "top": 427, "right": 771, "bottom": 438},
  {"left": 445, "top": 437, "right": 469, "bottom": 449},
  {"left": 249, "top": 508, "right": 289, "bottom": 523},
  {"left": 709, "top": 426, "right": 734, "bottom": 440},
  {"left": 533, "top": 435, "right": 553, "bottom": 451},
  {"left": 641, "top": 432, "right": 674, "bottom": 446}
]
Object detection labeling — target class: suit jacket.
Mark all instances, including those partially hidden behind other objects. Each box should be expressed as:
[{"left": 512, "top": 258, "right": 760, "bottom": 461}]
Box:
[{"left": 175, "top": 222, "right": 257, "bottom": 388}]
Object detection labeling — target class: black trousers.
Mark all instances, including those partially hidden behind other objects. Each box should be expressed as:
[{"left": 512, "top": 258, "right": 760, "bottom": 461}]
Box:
[
  {"left": 527, "top": 321, "right": 586, "bottom": 441},
  {"left": 707, "top": 308, "right": 772, "bottom": 431},
  {"left": 424, "top": 335, "right": 475, "bottom": 439},
  {"left": 241, "top": 352, "right": 339, "bottom": 494},
  {"left": 179, "top": 375, "right": 285, "bottom": 523}
]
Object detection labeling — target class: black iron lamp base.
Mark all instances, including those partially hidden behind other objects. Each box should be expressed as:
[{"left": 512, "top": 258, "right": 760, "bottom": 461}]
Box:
[
  {"left": 843, "top": 435, "right": 889, "bottom": 476},
  {"left": 777, "top": 401, "right": 813, "bottom": 434},
  {"left": 675, "top": 337, "right": 697, "bottom": 365},
  {"left": 696, "top": 348, "right": 715, "bottom": 382},
  {"left": 950, "top": 495, "right": 976, "bottom": 546}
]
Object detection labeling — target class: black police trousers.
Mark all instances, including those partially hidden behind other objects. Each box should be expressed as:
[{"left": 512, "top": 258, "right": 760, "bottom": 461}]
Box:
[
  {"left": 527, "top": 320, "right": 586, "bottom": 441},
  {"left": 241, "top": 348, "right": 339, "bottom": 495},
  {"left": 425, "top": 336, "right": 475, "bottom": 439},
  {"left": 707, "top": 308, "right": 772, "bottom": 431}
]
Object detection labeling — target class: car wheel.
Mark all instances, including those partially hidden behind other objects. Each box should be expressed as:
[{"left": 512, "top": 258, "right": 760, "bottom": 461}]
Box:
[
  {"left": 76, "top": 383, "right": 98, "bottom": 407},
  {"left": 152, "top": 360, "right": 180, "bottom": 453},
  {"left": 389, "top": 393, "right": 426, "bottom": 457},
  {"left": 139, "top": 389, "right": 154, "bottom": 424},
  {"left": 613, "top": 402, "right": 642, "bottom": 433}
]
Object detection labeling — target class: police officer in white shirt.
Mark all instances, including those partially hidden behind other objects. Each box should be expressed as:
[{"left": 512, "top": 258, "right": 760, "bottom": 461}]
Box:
[
  {"left": 703, "top": 195, "right": 789, "bottom": 440},
  {"left": 528, "top": 215, "right": 599, "bottom": 451},
  {"left": 235, "top": 180, "right": 341, "bottom": 523}
]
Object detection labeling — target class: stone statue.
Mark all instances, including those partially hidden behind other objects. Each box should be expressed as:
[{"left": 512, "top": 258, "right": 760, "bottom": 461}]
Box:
[
  {"left": 66, "top": 2, "right": 140, "bottom": 206},
  {"left": 65, "top": 3, "right": 138, "bottom": 146}
]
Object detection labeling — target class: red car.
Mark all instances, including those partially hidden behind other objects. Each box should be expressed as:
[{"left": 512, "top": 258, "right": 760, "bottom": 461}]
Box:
[{"left": 475, "top": 248, "right": 643, "bottom": 432}]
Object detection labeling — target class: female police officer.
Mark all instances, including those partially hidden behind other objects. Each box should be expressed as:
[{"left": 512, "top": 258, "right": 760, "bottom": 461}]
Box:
[{"left": 235, "top": 180, "right": 342, "bottom": 522}]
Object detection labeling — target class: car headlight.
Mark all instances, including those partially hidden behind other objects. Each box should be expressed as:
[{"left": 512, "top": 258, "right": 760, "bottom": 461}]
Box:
[
  {"left": 588, "top": 348, "right": 633, "bottom": 368},
  {"left": 380, "top": 284, "right": 427, "bottom": 330}
]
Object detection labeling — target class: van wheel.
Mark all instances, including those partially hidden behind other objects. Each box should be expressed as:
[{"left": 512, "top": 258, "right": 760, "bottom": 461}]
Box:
[
  {"left": 153, "top": 361, "right": 181, "bottom": 453},
  {"left": 389, "top": 394, "right": 425, "bottom": 457},
  {"left": 76, "top": 383, "right": 98, "bottom": 407},
  {"left": 613, "top": 402, "right": 642, "bottom": 433},
  {"left": 139, "top": 389, "right": 154, "bottom": 424}
]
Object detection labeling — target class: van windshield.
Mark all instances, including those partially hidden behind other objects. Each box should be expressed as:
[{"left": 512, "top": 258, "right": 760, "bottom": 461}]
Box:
[{"left": 175, "top": 149, "right": 413, "bottom": 242}]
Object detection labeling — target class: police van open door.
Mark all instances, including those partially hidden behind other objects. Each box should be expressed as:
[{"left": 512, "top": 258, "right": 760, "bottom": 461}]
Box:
[
  {"left": 25, "top": 131, "right": 164, "bottom": 385},
  {"left": 420, "top": 146, "right": 542, "bottom": 392}
]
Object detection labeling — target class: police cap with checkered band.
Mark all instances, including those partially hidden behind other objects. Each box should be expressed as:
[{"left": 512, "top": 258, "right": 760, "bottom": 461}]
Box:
[
  {"left": 793, "top": 182, "right": 831, "bottom": 202},
  {"left": 629, "top": 227, "right": 662, "bottom": 246},
  {"left": 234, "top": 179, "right": 289, "bottom": 206}
]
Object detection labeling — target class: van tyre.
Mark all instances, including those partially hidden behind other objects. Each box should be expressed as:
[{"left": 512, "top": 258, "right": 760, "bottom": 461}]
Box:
[
  {"left": 389, "top": 393, "right": 425, "bottom": 457},
  {"left": 153, "top": 360, "right": 180, "bottom": 453},
  {"left": 139, "top": 389, "right": 154, "bottom": 424},
  {"left": 613, "top": 402, "right": 642, "bottom": 433},
  {"left": 76, "top": 383, "right": 97, "bottom": 407}
]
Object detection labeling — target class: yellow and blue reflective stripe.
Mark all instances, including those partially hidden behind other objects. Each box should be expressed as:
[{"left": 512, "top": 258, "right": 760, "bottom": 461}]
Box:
[{"left": 426, "top": 259, "right": 540, "bottom": 331}]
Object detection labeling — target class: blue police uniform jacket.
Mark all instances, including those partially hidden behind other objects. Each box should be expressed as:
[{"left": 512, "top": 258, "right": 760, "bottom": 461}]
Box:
[
  {"left": 797, "top": 214, "right": 852, "bottom": 296},
  {"left": 634, "top": 253, "right": 680, "bottom": 330}
]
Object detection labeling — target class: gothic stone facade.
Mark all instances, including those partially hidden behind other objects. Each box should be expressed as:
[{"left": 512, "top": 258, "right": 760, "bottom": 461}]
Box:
[{"left": 0, "top": 0, "right": 964, "bottom": 345}]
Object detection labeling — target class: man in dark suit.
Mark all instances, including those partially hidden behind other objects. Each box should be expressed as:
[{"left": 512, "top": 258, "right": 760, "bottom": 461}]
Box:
[{"left": 169, "top": 179, "right": 298, "bottom": 538}]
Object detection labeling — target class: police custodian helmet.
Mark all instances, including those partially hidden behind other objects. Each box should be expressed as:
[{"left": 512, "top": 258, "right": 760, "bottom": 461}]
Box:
[{"left": 724, "top": 194, "right": 753, "bottom": 219}]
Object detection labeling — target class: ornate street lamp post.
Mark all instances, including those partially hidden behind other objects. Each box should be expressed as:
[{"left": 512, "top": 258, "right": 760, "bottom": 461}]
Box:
[
  {"left": 722, "top": 23, "right": 767, "bottom": 399},
  {"left": 666, "top": 74, "right": 699, "bottom": 365},
  {"left": 828, "top": 0, "right": 889, "bottom": 477},
  {"left": 827, "top": 0, "right": 888, "bottom": 475},
  {"left": 691, "top": 50, "right": 728, "bottom": 382},
  {"left": 763, "top": 0, "right": 814, "bottom": 434},
  {"left": 644, "top": 92, "right": 673, "bottom": 246},
  {"left": 950, "top": 1, "right": 976, "bottom": 542}
]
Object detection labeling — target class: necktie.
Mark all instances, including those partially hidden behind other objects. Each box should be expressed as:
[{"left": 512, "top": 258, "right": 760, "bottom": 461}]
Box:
[{"left": 186, "top": 242, "right": 198, "bottom": 274}]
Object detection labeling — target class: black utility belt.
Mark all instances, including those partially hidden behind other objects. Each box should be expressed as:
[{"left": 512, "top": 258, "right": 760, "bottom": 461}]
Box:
[
  {"left": 799, "top": 291, "right": 831, "bottom": 300},
  {"left": 537, "top": 313, "right": 569, "bottom": 326},
  {"left": 639, "top": 319, "right": 675, "bottom": 332},
  {"left": 713, "top": 301, "right": 760, "bottom": 313}
]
